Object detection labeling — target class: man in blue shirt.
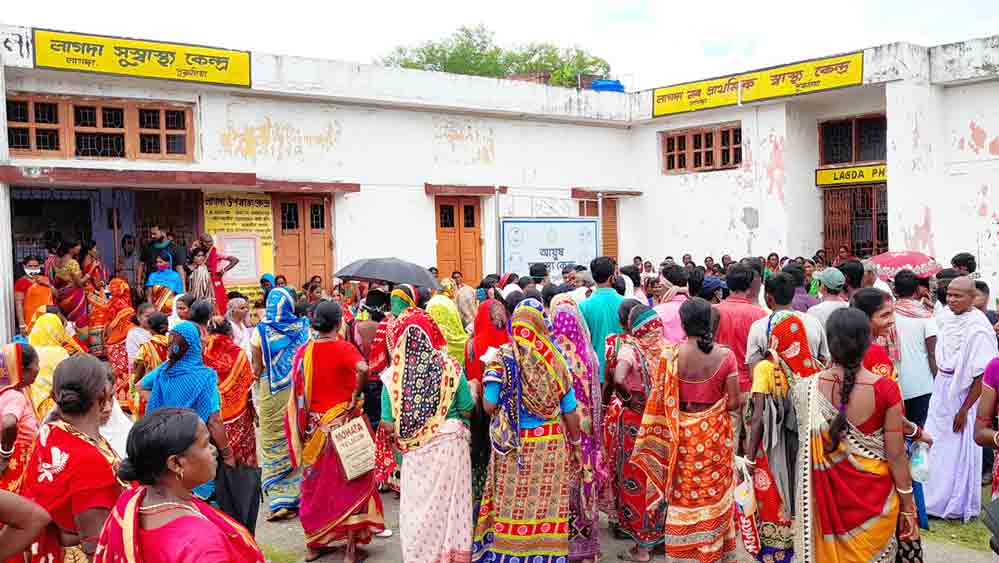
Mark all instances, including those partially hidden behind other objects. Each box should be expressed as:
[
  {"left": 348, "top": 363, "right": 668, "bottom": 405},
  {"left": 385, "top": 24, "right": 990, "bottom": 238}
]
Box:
[{"left": 578, "top": 256, "right": 624, "bottom": 384}]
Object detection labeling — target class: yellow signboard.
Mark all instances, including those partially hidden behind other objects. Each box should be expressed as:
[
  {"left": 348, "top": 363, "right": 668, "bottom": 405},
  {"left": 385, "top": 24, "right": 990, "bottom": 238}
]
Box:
[
  {"left": 203, "top": 193, "right": 274, "bottom": 302},
  {"left": 815, "top": 164, "right": 886, "bottom": 187},
  {"left": 652, "top": 52, "right": 863, "bottom": 117},
  {"left": 33, "top": 29, "right": 251, "bottom": 87}
]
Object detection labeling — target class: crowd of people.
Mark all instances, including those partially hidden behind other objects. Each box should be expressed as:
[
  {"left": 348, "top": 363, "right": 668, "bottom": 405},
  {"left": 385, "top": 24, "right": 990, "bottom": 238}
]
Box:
[{"left": 2, "top": 233, "right": 999, "bottom": 563}]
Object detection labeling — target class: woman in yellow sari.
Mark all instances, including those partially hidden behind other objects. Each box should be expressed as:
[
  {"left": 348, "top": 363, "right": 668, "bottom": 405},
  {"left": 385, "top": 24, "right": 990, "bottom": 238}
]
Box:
[
  {"left": 25, "top": 313, "right": 71, "bottom": 418},
  {"left": 426, "top": 291, "right": 469, "bottom": 366},
  {"left": 792, "top": 307, "right": 919, "bottom": 562}
]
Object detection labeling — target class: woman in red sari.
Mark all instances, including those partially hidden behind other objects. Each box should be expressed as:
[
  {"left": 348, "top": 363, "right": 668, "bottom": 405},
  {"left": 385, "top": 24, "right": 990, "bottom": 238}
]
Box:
[
  {"left": 286, "top": 302, "right": 384, "bottom": 562},
  {"left": 96, "top": 407, "right": 266, "bottom": 563},
  {"left": 0, "top": 344, "right": 40, "bottom": 497},
  {"left": 204, "top": 317, "right": 258, "bottom": 466},
  {"left": 19, "top": 353, "right": 124, "bottom": 563},
  {"left": 196, "top": 234, "right": 239, "bottom": 315}
]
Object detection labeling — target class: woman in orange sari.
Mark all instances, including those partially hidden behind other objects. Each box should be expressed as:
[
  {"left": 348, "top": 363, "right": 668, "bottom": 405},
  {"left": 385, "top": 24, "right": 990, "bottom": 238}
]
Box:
[
  {"left": 792, "top": 307, "right": 919, "bottom": 562},
  {"left": 96, "top": 408, "right": 266, "bottom": 563},
  {"left": 14, "top": 257, "right": 54, "bottom": 337},
  {"left": 205, "top": 317, "right": 257, "bottom": 466},
  {"left": 19, "top": 353, "right": 124, "bottom": 563},
  {"left": 81, "top": 241, "right": 108, "bottom": 357},
  {"left": 632, "top": 297, "right": 741, "bottom": 563},
  {"left": 287, "top": 302, "right": 384, "bottom": 562},
  {"left": 104, "top": 279, "right": 135, "bottom": 408},
  {"left": 131, "top": 312, "right": 170, "bottom": 419},
  {"left": 0, "top": 344, "right": 40, "bottom": 498}
]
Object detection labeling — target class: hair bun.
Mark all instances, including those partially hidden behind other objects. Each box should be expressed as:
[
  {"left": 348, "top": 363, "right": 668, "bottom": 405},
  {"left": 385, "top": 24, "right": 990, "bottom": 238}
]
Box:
[
  {"left": 117, "top": 458, "right": 141, "bottom": 482},
  {"left": 54, "top": 383, "right": 89, "bottom": 414}
]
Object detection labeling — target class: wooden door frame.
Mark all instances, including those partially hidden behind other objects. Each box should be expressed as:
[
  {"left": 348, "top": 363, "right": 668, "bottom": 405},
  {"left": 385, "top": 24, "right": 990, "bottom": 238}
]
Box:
[
  {"left": 434, "top": 195, "right": 483, "bottom": 283},
  {"left": 821, "top": 183, "right": 887, "bottom": 258}
]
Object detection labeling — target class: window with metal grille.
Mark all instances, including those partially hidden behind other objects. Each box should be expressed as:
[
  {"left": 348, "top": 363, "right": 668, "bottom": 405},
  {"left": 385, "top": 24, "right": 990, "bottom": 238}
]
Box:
[
  {"left": 820, "top": 114, "right": 886, "bottom": 165},
  {"left": 137, "top": 107, "right": 190, "bottom": 159},
  {"left": 660, "top": 123, "right": 741, "bottom": 174},
  {"left": 6, "top": 98, "right": 62, "bottom": 154},
  {"left": 6, "top": 94, "right": 194, "bottom": 161},
  {"left": 281, "top": 203, "right": 299, "bottom": 230},
  {"left": 310, "top": 203, "right": 325, "bottom": 230},
  {"left": 463, "top": 205, "right": 475, "bottom": 228}
]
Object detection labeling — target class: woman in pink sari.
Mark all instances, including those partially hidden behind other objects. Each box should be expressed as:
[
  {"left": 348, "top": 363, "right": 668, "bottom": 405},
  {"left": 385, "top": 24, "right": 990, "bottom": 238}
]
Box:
[
  {"left": 52, "top": 240, "right": 91, "bottom": 344},
  {"left": 550, "top": 296, "right": 604, "bottom": 562},
  {"left": 95, "top": 408, "right": 266, "bottom": 563}
]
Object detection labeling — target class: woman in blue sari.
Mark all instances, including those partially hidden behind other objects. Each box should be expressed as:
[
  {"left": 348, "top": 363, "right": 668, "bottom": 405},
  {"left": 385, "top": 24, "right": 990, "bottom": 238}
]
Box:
[
  {"left": 141, "top": 319, "right": 236, "bottom": 499},
  {"left": 251, "top": 287, "right": 310, "bottom": 520},
  {"left": 145, "top": 253, "right": 185, "bottom": 315}
]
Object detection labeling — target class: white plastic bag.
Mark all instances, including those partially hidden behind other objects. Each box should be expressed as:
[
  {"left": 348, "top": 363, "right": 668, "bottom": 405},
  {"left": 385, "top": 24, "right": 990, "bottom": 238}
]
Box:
[{"left": 734, "top": 456, "right": 757, "bottom": 516}]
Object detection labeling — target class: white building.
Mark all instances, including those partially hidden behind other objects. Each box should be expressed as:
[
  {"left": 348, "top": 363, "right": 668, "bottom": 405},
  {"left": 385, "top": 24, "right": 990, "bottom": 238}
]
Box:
[{"left": 2, "top": 23, "right": 998, "bottom": 340}]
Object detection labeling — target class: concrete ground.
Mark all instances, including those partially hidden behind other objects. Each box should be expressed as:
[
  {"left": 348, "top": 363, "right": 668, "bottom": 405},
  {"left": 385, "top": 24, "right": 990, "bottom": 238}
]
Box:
[{"left": 255, "top": 492, "right": 994, "bottom": 562}]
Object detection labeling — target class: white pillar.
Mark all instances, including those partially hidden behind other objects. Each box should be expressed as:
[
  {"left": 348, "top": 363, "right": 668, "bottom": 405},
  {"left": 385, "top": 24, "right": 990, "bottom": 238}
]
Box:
[{"left": 0, "top": 53, "right": 15, "bottom": 342}]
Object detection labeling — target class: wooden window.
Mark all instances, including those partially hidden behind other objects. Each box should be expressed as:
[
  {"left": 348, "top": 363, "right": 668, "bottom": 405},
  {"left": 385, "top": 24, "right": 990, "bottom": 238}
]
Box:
[
  {"left": 6, "top": 97, "right": 65, "bottom": 156},
  {"left": 5, "top": 93, "right": 194, "bottom": 161},
  {"left": 660, "top": 122, "right": 742, "bottom": 174},
  {"left": 819, "top": 114, "right": 886, "bottom": 166}
]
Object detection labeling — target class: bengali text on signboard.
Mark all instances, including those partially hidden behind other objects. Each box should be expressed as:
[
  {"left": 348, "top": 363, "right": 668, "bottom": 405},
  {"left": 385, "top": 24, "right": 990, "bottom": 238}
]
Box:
[
  {"left": 33, "top": 29, "right": 250, "bottom": 87},
  {"left": 203, "top": 192, "right": 274, "bottom": 301},
  {"left": 815, "top": 164, "right": 887, "bottom": 187},
  {"left": 652, "top": 52, "right": 863, "bottom": 117}
]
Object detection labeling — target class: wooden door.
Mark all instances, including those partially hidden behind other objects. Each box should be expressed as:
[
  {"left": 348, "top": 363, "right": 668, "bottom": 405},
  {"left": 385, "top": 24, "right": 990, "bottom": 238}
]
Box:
[
  {"left": 578, "top": 198, "right": 619, "bottom": 262},
  {"left": 435, "top": 197, "right": 481, "bottom": 283},
  {"left": 273, "top": 196, "right": 333, "bottom": 288}
]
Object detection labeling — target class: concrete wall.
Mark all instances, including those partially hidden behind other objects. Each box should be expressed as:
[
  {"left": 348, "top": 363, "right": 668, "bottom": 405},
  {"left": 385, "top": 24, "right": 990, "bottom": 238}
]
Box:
[{"left": 619, "top": 102, "right": 787, "bottom": 264}]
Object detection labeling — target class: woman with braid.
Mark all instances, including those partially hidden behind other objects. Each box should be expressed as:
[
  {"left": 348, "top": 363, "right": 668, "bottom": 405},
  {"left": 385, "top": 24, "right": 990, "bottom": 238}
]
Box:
[{"left": 793, "top": 307, "right": 920, "bottom": 562}]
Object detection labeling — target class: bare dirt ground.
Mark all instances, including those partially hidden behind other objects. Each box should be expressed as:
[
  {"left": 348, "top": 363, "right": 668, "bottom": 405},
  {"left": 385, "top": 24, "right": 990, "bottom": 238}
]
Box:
[{"left": 255, "top": 492, "right": 994, "bottom": 562}]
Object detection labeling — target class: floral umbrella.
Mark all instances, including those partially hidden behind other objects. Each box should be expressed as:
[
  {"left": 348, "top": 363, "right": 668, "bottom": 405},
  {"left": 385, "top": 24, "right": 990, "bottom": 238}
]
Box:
[{"left": 869, "top": 251, "right": 942, "bottom": 281}]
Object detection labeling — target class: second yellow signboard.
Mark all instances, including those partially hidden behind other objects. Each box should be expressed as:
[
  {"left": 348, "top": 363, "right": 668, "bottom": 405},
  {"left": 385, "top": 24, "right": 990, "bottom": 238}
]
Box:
[
  {"left": 815, "top": 164, "right": 887, "bottom": 187},
  {"left": 652, "top": 52, "right": 863, "bottom": 117},
  {"left": 33, "top": 29, "right": 251, "bottom": 87}
]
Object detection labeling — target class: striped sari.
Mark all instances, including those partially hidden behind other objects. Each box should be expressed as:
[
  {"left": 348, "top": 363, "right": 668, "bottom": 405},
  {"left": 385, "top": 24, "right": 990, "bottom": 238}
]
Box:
[
  {"left": 53, "top": 258, "right": 89, "bottom": 334},
  {"left": 148, "top": 284, "right": 176, "bottom": 315},
  {"left": 131, "top": 335, "right": 168, "bottom": 418},
  {"left": 82, "top": 256, "right": 107, "bottom": 356},
  {"left": 793, "top": 375, "right": 900, "bottom": 563}
]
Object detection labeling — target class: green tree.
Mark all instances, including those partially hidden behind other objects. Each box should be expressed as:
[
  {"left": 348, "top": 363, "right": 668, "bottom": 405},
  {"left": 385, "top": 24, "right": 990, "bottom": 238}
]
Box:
[{"left": 381, "top": 25, "right": 611, "bottom": 88}]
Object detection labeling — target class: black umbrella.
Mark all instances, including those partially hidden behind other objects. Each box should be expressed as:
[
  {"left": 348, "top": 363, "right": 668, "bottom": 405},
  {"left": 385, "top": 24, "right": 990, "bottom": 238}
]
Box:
[{"left": 335, "top": 257, "right": 441, "bottom": 290}]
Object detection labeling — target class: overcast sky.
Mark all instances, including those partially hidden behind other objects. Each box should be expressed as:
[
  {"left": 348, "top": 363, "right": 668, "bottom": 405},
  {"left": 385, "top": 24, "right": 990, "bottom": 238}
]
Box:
[{"left": 5, "top": 0, "right": 999, "bottom": 90}]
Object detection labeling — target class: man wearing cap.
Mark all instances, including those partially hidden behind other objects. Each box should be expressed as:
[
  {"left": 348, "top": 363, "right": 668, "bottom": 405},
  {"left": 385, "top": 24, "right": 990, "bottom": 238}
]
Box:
[{"left": 806, "top": 267, "right": 848, "bottom": 328}]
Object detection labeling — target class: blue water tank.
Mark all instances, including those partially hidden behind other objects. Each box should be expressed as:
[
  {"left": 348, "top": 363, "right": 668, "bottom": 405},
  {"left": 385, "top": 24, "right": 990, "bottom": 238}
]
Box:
[{"left": 590, "top": 79, "right": 625, "bottom": 92}]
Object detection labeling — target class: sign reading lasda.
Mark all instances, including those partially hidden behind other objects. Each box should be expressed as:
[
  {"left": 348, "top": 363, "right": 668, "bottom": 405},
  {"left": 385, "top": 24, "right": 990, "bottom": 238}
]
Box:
[
  {"left": 33, "top": 29, "right": 250, "bottom": 87},
  {"left": 652, "top": 52, "right": 863, "bottom": 117},
  {"left": 815, "top": 164, "right": 887, "bottom": 187}
]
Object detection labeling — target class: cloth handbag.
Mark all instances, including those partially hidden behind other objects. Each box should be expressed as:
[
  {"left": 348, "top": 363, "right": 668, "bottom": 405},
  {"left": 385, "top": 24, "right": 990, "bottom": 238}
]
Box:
[
  {"left": 734, "top": 456, "right": 761, "bottom": 555},
  {"left": 215, "top": 462, "right": 262, "bottom": 535},
  {"left": 329, "top": 416, "right": 377, "bottom": 480}
]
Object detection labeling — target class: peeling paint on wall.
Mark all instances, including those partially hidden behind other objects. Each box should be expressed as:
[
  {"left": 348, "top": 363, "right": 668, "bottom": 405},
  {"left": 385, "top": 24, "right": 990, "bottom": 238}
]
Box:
[
  {"left": 432, "top": 117, "right": 496, "bottom": 166},
  {"left": 901, "top": 206, "right": 936, "bottom": 256},
  {"left": 765, "top": 135, "right": 786, "bottom": 205},
  {"left": 219, "top": 103, "right": 342, "bottom": 163},
  {"left": 970, "top": 121, "right": 988, "bottom": 154}
]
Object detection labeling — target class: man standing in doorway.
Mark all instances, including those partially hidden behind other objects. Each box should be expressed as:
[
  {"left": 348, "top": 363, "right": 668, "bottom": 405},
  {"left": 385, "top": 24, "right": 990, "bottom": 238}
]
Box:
[
  {"left": 578, "top": 256, "right": 623, "bottom": 384},
  {"left": 924, "top": 276, "right": 997, "bottom": 521},
  {"left": 137, "top": 225, "right": 187, "bottom": 297}
]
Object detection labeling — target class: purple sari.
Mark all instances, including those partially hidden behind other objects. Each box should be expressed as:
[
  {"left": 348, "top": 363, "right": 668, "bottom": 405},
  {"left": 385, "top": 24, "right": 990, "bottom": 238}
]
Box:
[{"left": 551, "top": 301, "right": 605, "bottom": 561}]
